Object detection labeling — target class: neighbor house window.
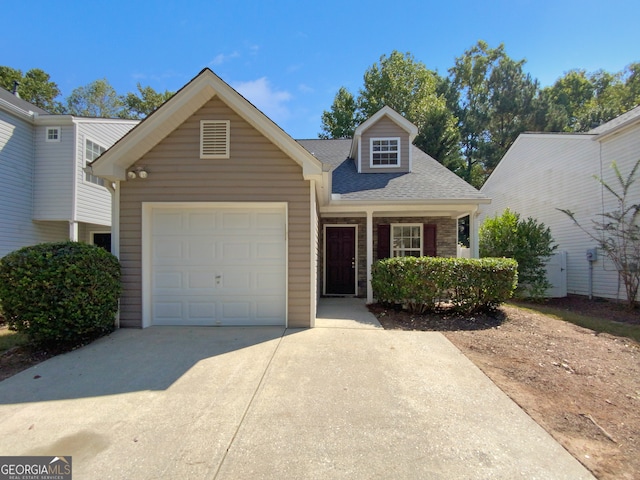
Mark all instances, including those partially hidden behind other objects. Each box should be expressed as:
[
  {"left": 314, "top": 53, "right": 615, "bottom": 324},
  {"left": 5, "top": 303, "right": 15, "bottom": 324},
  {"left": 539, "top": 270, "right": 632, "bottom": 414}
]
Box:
[
  {"left": 85, "top": 139, "right": 106, "bottom": 186},
  {"left": 46, "top": 127, "right": 60, "bottom": 142},
  {"left": 392, "top": 224, "right": 422, "bottom": 257},
  {"left": 371, "top": 137, "right": 400, "bottom": 167},
  {"left": 200, "top": 120, "right": 230, "bottom": 159}
]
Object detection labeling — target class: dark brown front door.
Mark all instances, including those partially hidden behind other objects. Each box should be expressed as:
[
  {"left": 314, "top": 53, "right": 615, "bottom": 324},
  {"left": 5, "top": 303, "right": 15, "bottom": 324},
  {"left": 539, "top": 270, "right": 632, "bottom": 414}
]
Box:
[{"left": 325, "top": 226, "right": 356, "bottom": 295}]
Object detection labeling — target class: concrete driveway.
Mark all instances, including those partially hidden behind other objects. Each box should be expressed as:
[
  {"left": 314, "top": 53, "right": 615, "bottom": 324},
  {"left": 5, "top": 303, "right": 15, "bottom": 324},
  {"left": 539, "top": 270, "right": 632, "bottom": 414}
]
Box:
[{"left": 0, "top": 299, "right": 594, "bottom": 479}]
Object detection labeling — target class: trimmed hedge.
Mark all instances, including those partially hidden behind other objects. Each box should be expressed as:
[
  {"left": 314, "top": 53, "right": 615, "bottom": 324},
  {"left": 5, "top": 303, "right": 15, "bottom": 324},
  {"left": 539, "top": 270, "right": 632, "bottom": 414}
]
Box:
[
  {"left": 0, "top": 241, "right": 121, "bottom": 349},
  {"left": 371, "top": 256, "right": 518, "bottom": 314}
]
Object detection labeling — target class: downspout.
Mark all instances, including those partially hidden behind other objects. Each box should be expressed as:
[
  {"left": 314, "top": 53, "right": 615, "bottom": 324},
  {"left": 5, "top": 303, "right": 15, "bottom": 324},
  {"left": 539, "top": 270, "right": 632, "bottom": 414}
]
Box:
[{"left": 70, "top": 125, "right": 79, "bottom": 241}]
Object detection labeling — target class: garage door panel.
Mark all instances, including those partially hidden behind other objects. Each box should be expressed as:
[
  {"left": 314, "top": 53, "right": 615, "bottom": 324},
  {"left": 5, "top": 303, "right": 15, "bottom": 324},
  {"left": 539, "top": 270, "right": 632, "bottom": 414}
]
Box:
[
  {"left": 185, "top": 212, "right": 217, "bottom": 232},
  {"left": 153, "top": 212, "right": 184, "bottom": 233},
  {"left": 154, "top": 238, "right": 184, "bottom": 260},
  {"left": 154, "top": 271, "right": 183, "bottom": 290},
  {"left": 150, "top": 205, "right": 286, "bottom": 326}
]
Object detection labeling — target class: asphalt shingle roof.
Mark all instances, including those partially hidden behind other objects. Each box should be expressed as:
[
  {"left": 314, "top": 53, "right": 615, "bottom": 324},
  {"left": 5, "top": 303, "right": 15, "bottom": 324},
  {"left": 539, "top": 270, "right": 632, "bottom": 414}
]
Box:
[
  {"left": 297, "top": 139, "right": 486, "bottom": 202},
  {"left": 0, "top": 87, "right": 49, "bottom": 115}
]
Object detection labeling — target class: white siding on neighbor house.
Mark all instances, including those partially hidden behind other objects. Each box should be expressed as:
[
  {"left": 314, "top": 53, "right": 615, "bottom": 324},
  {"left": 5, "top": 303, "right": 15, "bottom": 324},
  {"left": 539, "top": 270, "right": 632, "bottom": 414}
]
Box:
[
  {"left": 33, "top": 123, "right": 75, "bottom": 221},
  {"left": 75, "top": 120, "right": 137, "bottom": 226},
  {"left": 0, "top": 111, "right": 68, "bottom": 257},
  {"left": 480, "top": 131, "right": 639, "bottom": 302}
]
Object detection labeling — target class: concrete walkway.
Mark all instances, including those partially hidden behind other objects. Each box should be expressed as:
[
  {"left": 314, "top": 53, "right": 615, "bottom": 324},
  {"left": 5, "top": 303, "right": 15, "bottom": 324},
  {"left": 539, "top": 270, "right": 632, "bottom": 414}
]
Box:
[{"left": 0, "top": 299, "right": 594, "bottom": 479}]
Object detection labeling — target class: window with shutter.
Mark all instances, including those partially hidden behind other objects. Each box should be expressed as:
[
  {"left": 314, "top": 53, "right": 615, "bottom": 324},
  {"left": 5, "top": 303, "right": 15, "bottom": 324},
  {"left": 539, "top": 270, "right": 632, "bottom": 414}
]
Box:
[{"left": 200, "top": 120, "right": 230, "bottom": 159}]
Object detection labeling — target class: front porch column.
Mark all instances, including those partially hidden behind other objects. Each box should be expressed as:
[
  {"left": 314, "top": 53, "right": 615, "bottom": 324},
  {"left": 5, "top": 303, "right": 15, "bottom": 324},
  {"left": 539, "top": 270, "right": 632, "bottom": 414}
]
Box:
[
  {"left": 469, "top": 211, "right": 479, "bottom": 258},
  {"left": 366, "top": 209, "right": 373, "bottom": 303}
]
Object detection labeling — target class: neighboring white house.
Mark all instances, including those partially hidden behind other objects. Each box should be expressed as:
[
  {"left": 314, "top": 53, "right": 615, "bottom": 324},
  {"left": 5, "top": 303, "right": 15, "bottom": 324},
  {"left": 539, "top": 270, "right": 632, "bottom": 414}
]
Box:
[
  {"left": 0, "top": 87, "right": 137, "bottom": 257},
  {"left": 479, "top": 105, "right": 640, "bottom": 302}
]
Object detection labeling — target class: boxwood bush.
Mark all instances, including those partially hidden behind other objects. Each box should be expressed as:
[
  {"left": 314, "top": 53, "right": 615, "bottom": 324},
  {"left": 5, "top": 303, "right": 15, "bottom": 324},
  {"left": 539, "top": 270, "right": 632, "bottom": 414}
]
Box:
[
  {"left": 0, "top": 241, "right": 121, "bottom": 349},
  {"left": 371, "top": 256, "right": 518, "bottom": 314}
]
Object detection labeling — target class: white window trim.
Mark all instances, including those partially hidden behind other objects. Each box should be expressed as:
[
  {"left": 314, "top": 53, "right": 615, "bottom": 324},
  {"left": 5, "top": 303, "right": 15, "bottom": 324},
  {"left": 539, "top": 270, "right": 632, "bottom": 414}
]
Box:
[
  {"left": 391, "top": 223, "right": 423, "bottom": 257},
  {"left": 84, "top": 136, "right": 107, "bottom": 188},
  {"left": 200, "top": 120, "right": 230, "bottom": 159},
  {"left": 370, "top": 137, "right": 400, "bottom": 168},
  {"left": 46, "top": 127, "right": 60, "bottom": 142}
]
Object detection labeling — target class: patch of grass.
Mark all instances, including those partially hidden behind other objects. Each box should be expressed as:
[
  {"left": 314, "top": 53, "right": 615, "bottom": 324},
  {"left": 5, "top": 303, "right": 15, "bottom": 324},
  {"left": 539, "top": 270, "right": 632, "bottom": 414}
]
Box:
[
  {"left": 0, "top": 326, "right": 29, "bottom": 354},
  {"left": 509, "top": 302, "right": 640, "bottom": 343}
]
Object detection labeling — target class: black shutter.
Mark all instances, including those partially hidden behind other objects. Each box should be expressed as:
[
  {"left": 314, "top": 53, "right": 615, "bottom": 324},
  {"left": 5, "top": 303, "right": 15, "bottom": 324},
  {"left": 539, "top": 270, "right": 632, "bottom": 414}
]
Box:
[
  {"left": 377, "top": 224, "right": 390, "bottom": 259},
  {"left": 423, "top": 224, "right": 437, "bottom": 257}
]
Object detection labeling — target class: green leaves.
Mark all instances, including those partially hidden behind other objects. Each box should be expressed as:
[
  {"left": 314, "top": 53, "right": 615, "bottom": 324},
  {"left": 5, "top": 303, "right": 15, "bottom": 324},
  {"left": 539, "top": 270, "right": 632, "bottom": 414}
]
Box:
[
  {"left": 0, "top": 242, "right": 121, "bottom": 349},
  {"left": 318, "top": 51, "right": 460, "bottom": 166},
  {"left": 479, "top": 208, "right": 557, "bottom": 300},
  {"left": 371, "top": 256, "right": 517, "bottom": 314}
]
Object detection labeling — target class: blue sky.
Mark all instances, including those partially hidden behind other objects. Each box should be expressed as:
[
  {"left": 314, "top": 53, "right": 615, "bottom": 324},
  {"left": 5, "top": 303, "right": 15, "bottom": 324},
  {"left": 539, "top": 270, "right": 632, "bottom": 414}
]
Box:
[{"left": 3, "top": 0, "right": 639, "bottom": 139}]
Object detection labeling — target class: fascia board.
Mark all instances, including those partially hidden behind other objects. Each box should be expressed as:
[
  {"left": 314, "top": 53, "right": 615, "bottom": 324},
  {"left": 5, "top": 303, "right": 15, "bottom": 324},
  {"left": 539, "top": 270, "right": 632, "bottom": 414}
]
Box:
[
  {"left": 354, "top": 106, "right": 418, "bottom": 137},
  {"left": 594, "top": 117, "right": 640, "bottom": 141}
]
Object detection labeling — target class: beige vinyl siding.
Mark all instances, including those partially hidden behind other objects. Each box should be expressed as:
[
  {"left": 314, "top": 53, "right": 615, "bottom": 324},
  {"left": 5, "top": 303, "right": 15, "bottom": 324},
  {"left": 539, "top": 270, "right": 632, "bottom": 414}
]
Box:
[
  {"left": 360, "top": 116, "right": 410, "bottom": 173},
  {"left": 119, "top": 97, "right": 312, "bottom": 328},
  {"left": 478, "top": 133, "right": 639, "bottom": 301},
  {"left": 33, "top": 124, "right": 75, "bottom": 220},
  {"left": 75, "top": 120, "right": 137, "bottom": 226}
]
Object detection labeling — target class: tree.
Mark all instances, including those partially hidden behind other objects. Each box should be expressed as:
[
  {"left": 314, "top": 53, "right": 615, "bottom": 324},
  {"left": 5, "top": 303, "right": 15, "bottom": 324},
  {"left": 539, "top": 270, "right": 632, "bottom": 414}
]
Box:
[
  {"left": 66, "top": 78, "right": 123, "bottom": 117},
  {"left": 318, "top": 51, "right": 460, "bottom": 166},
  {"left": 120, "top": 83, "right": 174, "bottom": 119},
  {"left": 559, "top": 159, "right": 640, "bottom": 309},
  {"left": 319, "top": 87, "right": 359, "bottom": 139},
  {"left": 484, "top": 57, "right": 538, "bottom": 172},
  {"left": 539, "top": 68, "right": 636, "bottom": 132},
  {"left": 0, "top": 66, "right": 63, "bottom": 112},
  {"left": 449, "top": 41, "right": 538, "bottom": 185},
  {"left": 480, "top": 208, "right": 557, "bottom": 300}
]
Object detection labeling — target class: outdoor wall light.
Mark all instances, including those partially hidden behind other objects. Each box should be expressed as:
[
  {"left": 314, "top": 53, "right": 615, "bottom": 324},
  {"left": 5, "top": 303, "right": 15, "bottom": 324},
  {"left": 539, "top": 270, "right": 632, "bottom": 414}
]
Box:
[{"left": 127, "top": 166, "right": 149, "bottom": 179}]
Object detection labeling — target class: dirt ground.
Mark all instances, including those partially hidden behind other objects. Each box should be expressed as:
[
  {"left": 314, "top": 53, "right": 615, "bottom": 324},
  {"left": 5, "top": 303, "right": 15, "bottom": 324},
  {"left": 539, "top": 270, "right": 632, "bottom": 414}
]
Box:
[{"left": 370, "top": 297, "right": 640, "bottom": 480}]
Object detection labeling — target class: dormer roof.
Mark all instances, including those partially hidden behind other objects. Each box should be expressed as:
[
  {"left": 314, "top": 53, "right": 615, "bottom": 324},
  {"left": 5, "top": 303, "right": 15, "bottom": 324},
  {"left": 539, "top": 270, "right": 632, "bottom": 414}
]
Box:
[{"left": 349, "top": 106, "right": 418, "bottom": 160}]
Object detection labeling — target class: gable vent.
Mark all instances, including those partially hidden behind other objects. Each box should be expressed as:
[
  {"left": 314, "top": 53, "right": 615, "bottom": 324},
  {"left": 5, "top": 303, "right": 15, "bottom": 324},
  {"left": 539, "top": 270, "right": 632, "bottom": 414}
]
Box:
[{"left": 200, "top": 120, "right": 230, "bottom": 159}]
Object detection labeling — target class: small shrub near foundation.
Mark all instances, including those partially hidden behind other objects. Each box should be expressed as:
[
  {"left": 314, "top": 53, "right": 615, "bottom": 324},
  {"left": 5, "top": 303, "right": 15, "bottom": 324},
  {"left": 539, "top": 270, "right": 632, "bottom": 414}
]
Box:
[
  {"left": 371, "top": 257, "right": 517, "bottom": 314},
  {"left": 0, "top": 242, "right": 121, "bottom": 349}
]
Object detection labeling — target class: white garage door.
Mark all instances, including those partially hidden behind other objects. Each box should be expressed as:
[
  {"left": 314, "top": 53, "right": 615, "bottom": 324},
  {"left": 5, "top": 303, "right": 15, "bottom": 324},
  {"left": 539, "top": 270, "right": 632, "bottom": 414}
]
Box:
[{"left": 149, "top": 204, "right": 286, "bottom": 326}]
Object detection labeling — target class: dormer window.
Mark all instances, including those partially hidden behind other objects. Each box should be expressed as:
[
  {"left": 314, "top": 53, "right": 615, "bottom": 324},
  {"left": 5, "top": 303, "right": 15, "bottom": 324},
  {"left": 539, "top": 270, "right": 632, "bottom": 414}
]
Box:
[{"left": 371, "top": 138, "right": 400, "bottom": 167}]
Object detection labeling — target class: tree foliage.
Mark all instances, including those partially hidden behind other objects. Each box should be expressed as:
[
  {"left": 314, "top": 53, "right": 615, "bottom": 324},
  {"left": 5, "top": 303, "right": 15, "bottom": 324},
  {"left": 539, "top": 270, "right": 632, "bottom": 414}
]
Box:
[
  {"left": 0, "top": 66, "right": 63, "bottom": 112},
  {"left": 449, "top": 41, "right": 539, "bottom": 185},
  {"left": 120, "top": 82, "right": 174, "bottom": 119},
  {"left": 319, "top": 87, "right": 359, "bottom": 139},
  {"left": 318, "top": 43, "right": 638, "bottom": 188},
  {"left": 480, "top": 208, "right": 557, "bottom": 300},
  {"left": 66, "top": 78, "right": 123, "bottom": 117},
  {"left": 319, "top": 51, "right": 460, "bottom": 166},
  {"left": 559, "top": 159, "right": 640, "bottom": 309}
]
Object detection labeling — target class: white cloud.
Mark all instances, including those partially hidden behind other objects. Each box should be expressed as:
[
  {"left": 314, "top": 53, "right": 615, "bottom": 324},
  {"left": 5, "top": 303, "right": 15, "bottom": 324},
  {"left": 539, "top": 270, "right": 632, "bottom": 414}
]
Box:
[
  {"left": 210, "top": 51, "right": 240, "bottom": 66},
  {"left": 232, "top": 77, "right": 292, "bottom": 122},
  {"left": 298, "top": 83, "right": 314, "bottom": 94}
]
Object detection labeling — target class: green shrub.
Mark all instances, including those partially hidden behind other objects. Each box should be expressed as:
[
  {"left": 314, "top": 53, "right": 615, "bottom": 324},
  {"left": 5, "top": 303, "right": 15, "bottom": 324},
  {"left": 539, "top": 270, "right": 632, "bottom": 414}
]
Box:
[
  {"left": 371, "top": 256, "right": 517, "bottom": 314},
  {"left": 0, "top": 241, "right": 121, "bottom": 349},
  {"left": 480, "top": 208, "right": 557, "bottom": 300}
]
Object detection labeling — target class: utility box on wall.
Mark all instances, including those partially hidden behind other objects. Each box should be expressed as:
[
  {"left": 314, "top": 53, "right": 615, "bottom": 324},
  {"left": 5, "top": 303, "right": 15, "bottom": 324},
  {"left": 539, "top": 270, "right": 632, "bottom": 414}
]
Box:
[{"left": 586, "top": 248, "right": 598, "bottom": 262}]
